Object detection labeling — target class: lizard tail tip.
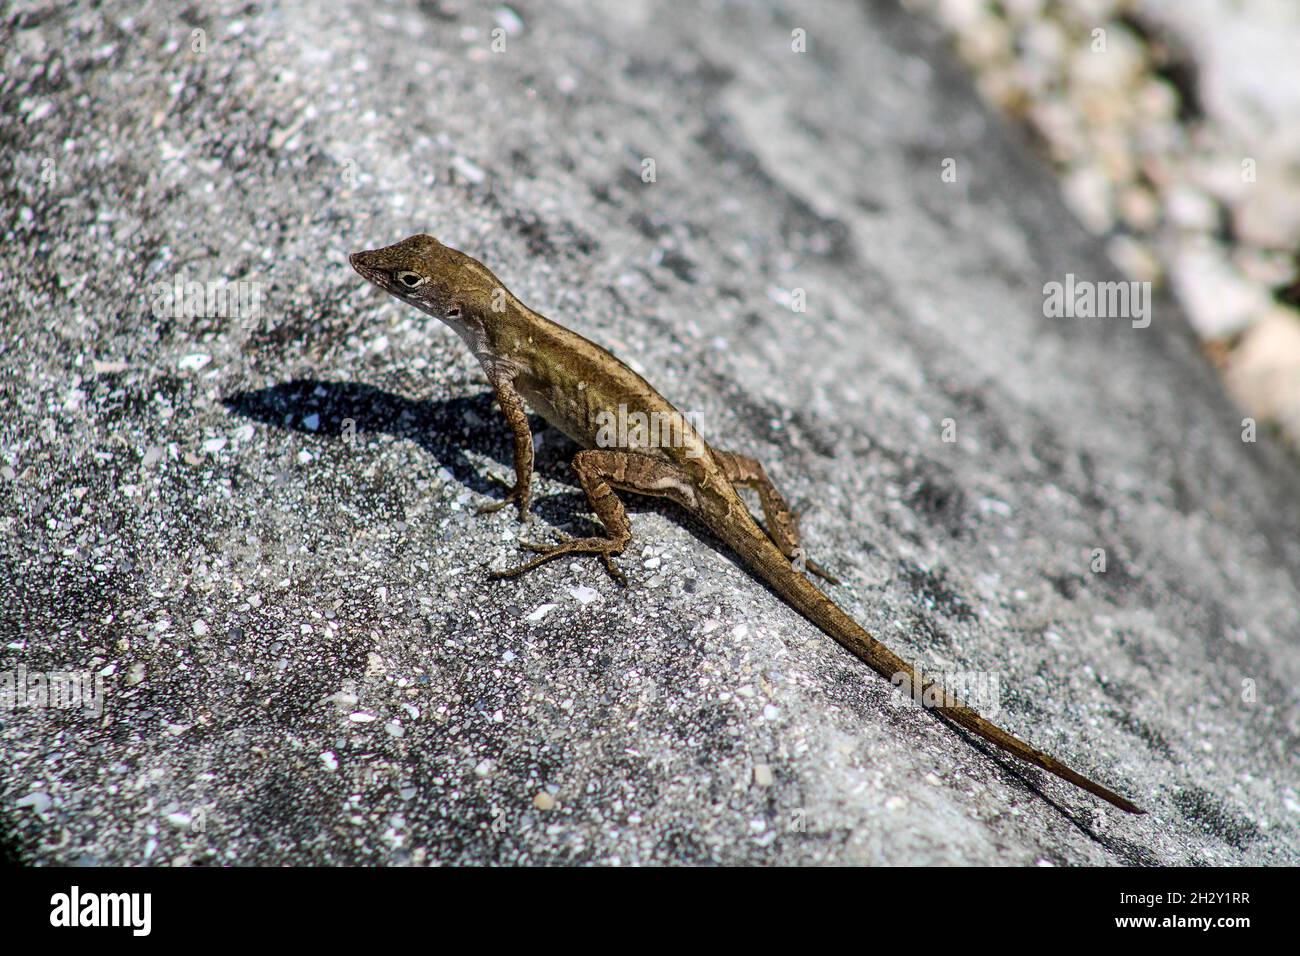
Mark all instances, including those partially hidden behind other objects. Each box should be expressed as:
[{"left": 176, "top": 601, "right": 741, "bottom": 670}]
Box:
[{"left": 1108, "top": 794, "right": 1145, "bottom": 815}]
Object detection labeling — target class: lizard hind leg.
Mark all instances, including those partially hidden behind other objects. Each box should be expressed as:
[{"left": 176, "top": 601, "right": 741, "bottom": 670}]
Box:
[
  {"left": 488, "top": 449, "right": 697, "bottom": 586},
  {"left": 713, "top": 449, "right": 841, "bottom": 585}
]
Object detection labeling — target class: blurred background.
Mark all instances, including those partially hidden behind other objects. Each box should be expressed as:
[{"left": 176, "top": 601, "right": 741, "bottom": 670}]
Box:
[{"left": 910, "top": 0, "right": 1300, "bottom": 446}]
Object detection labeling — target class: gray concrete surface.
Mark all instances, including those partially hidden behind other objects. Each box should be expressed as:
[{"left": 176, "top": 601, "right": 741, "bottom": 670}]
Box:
[{"left": 1, "top": 0, "right": 1297, "bottom": 865}]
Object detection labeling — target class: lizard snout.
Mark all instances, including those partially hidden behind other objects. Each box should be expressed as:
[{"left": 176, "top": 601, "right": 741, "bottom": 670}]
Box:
[{"left": 350, "top": 250, "right": 380, "bottom": 281}]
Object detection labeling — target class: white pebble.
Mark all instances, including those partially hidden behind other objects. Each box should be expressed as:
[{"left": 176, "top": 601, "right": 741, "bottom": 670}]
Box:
[
  {"left": 526, "top": 603, "right": 557, "bottom": 622},
  {"left": 568, "top": 585, "right": 600, "bottom": 604},
  {"left": 16, "top": 792, "right": 51, "bottom": 814}
]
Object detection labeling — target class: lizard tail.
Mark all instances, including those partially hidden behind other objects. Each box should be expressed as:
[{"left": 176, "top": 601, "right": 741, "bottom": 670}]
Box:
[{"left": 716, "top": 519, "right": 1144, "bottom": 814}]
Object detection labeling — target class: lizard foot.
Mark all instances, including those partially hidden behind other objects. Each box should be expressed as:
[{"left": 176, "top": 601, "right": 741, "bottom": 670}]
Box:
[
  {"left": 477, "top": 471, "right": 532, "bottom": 520},
  {"left": 488, "top": 537, "right": 627, "bottom": 586}
]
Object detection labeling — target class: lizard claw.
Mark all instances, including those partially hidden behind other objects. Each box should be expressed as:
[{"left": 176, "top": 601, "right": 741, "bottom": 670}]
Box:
[
  {"left": 477, "top": 473, "right": 532, "bottom": 520},
  {"left": 601, "top": 553, "right": 628, "bottom": 587},
  {"left": 805, "top": 559, "right": 841, "bottom": 586},
  {"left": 476, "top": 496, "right": 516, "bottom": 516},
  {"left": 790, "top": 547, "right": 841, "bottom": 586}
]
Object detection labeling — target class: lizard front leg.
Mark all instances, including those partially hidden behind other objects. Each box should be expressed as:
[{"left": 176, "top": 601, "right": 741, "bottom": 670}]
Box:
[
  {"left": 712, "top": 448, "right": 840, "bottom": 584},
  {"left": 489, "top": 450, "right": 699, "bottom": 585},
  {"left": 477, "top": 370, "right": 535, "bottom": 521}
]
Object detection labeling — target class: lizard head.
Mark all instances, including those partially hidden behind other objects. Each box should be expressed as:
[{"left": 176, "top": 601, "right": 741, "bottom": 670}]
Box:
[{"left": 350, "top": 234, "right": 506, "bottom": 339}]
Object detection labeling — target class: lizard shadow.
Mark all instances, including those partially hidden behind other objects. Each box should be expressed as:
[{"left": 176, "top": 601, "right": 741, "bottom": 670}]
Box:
[
  {"left": 221, "top": 378, "right": 715, "bottom": 542},
  {"left": 940, "top": 716, "right": 1158, "bottom": 861}
]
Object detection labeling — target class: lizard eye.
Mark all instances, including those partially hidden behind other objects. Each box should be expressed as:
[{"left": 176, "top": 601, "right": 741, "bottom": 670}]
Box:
[
  {"left": 446, "top": 306, "right": 462, "bottom": 318},
  {"left": 395, "top": 271, "right": 426, "bottom": 289}
]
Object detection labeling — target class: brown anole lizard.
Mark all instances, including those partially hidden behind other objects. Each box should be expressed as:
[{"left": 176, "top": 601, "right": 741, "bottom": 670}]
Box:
[{"left": 351, "top": 234, "right": 1143, "bottom": 814}]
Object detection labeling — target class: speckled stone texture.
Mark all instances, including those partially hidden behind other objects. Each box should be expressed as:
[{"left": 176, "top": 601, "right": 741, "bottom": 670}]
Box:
[{"left": 2, "top": 0, "right": 1297, "bottom": 865}]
